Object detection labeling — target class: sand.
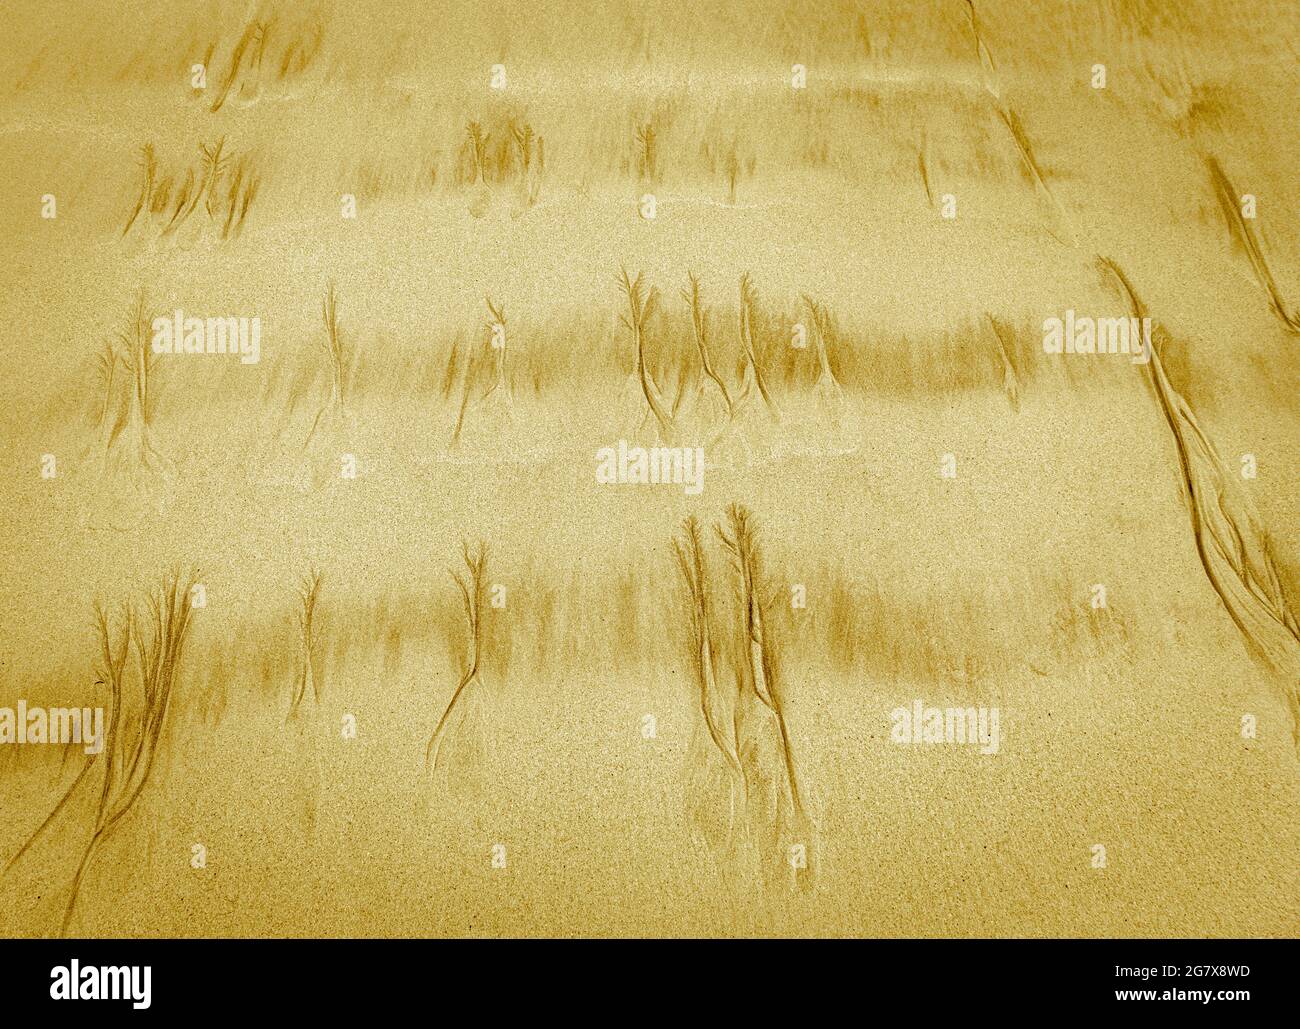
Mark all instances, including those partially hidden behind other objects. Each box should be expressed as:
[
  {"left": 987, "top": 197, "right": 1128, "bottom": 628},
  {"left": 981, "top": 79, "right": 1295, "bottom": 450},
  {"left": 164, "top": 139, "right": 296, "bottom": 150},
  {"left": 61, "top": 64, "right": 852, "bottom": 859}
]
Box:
[{"left": 0, "top": 0, "right": 1297, "bottom": 937}]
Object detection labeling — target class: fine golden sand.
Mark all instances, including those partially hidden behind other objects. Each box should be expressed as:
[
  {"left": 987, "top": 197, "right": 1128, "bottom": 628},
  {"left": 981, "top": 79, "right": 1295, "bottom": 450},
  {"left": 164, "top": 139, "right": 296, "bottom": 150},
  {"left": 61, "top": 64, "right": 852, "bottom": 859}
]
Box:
[{"left": 0, "top": 0, "right": 1297, "bottom": 937}]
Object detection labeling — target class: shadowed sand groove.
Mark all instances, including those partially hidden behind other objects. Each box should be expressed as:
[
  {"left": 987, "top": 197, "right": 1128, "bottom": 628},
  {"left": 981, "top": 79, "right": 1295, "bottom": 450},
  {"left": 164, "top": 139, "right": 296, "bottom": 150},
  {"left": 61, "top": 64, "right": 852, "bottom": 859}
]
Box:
[
  {"left": 674, "top": 506, "right": 815, "bottom": 888},
  {"left": 1101, "top": 256, "right": 1300, "bottom": 743},
  {"left": 425, "top": 541, "right": 492, "bottom": 793},
  {"left": 2, "top": 572, "right": 197, "bottom": 936},
  {"left": 1206, "top": 155, "right": 1300, "bottom": 334}
]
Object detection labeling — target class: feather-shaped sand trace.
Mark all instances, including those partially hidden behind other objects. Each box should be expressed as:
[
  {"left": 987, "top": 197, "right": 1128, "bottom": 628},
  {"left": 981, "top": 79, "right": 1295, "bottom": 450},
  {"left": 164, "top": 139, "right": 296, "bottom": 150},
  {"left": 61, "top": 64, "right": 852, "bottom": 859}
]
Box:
[
  {"left": 1101, "top": 256, "right": 1300, "bottom": 743},
  {"left": 3, "top": 571, "right": 197, "bottom": 935},
  {"left": 674, "top": 506, "right": 815, "bottom": 885}
]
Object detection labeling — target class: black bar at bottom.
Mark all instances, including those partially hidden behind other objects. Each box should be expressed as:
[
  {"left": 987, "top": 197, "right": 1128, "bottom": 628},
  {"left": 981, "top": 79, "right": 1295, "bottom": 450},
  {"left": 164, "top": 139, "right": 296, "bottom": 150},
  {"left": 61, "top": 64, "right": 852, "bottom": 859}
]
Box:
[{"left": 0, "top": 938, "right": 1287, "bottom": 1014}]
